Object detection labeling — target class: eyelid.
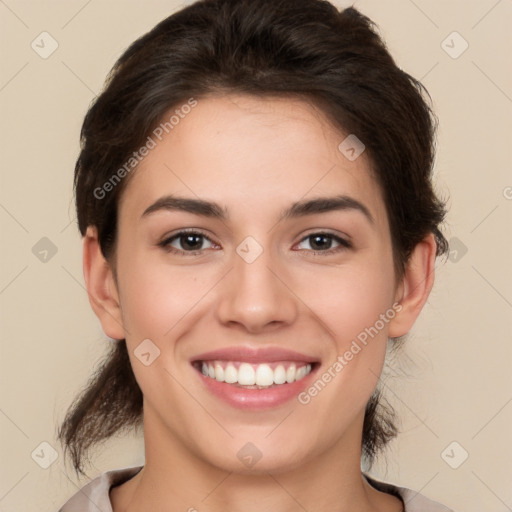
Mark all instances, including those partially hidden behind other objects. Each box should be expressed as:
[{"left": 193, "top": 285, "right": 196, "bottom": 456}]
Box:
[
  {"left": 158, "top": 228, "right": 352, "bottom": 258},
  {"left": 294, "top": 231, "right": 352, "bottom": 253},
  {"left": 298, "top": 227, "right": 352, "bottom": 242},
  {"left": 159, "top": 227, "right": 214, "bottom": 243},
  {"left": 158, "top": 228, "right": 218, "bottom": 254}
]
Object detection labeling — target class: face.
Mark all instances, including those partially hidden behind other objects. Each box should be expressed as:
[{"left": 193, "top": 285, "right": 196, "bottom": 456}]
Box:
[{"left": 107, "top": 94, "right": 404, "bottom": 473}]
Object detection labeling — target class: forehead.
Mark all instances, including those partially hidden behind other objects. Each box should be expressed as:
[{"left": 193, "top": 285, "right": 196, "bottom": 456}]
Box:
[{"left": 118, "top": 94, "right": 388, "bottom": 228}]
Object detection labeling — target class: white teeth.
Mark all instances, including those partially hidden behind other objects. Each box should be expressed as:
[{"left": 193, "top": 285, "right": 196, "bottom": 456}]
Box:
[
  {"left": 273, "top": 365, "right": 287, "bottom": 385},
  {"left": 224, "top": 364, "right": 238, "bottom": 384},
  {"left": 296, "top": 366, "right": 306, "bottom": 380},
  {"left": 286, "top": 364, "right": 296, "bottom": 383},
  {"left": 214, "top": 363, "right": 224, "bottom": 382},
  {"left": 255, "top": 364, "right": 274, "bottom": 386},
  {"left": 238, "top": 363, "right": 256, "bottom": 385},
  {"left": 200, "top": 361, "right": 313, "bottom": 387}
]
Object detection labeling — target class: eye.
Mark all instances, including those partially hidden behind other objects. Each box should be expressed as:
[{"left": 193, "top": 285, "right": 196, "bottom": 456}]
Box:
[
  {"left": 159, "top": 229, "right": 218, "bottom": 255},
  {"left": 295, "top": 232, "right": 351, "bottom": 255}
]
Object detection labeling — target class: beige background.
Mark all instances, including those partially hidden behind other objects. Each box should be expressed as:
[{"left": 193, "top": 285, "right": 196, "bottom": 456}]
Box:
[{"left": 1, "top": 0, "right": 511, "bottom": 511}]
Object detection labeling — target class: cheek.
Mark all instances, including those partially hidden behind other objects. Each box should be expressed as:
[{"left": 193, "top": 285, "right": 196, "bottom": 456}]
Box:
[
  {"left": 302, "top": 256, "right": 397, "bottom": 407},
  {"left": 117, "top": 263, "right": 207, "bottom": 406},
  {"left": 118, "top": 253, "right": 207, "bottom": 338},
  {"left": 308, "top": 260, "right": 397, "bottom": 343}
]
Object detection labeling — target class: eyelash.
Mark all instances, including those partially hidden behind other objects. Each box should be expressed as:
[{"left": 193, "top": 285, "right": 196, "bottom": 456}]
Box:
[{"left": 158, "top": 229, "right": 352, "bottom": 256}]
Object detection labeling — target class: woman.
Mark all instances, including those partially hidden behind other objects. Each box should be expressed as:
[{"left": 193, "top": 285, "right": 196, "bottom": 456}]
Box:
[{"left": 57, "top": 0, "right": 453, "bottom": 510}]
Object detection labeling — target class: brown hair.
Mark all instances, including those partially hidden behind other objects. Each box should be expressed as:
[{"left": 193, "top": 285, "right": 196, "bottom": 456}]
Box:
[{"left": 57, "top": 0, "right": 448, "bottom": 477}]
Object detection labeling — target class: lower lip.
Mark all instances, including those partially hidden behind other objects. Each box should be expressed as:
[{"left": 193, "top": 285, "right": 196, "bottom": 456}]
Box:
[{"left": 194, "top": 365, "right": 318, "bottom": 410}]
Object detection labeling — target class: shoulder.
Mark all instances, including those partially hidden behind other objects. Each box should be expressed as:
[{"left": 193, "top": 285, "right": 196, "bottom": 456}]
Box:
[
  {"left": 363, "top": 473, "right": 455, "bottom": 512},
  {"left": 57, "top": 466, "right": 143, "bottom": 512}
]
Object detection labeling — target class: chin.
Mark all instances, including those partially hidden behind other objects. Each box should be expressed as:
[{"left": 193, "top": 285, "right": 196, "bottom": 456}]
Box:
[{"left": 197, "top": 435, "right": 315, "bottom": 476}]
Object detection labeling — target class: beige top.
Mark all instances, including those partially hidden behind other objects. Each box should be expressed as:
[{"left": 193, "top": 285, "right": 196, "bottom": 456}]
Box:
[{"left": 57, "top": 465, "right": 455, "bottom": 511}]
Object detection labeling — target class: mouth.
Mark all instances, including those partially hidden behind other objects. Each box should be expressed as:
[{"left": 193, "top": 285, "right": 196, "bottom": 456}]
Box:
[
  {"left": 190, "top": 347, "right": 320, "bottom": 409},
  {"left": 193, "top": 360, "right": 315, "bottom": 389}
]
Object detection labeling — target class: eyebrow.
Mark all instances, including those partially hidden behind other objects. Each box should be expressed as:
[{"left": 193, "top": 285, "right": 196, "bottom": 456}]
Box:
[{"left": 141, "top": 194, "right": 374, "bottom": 224}]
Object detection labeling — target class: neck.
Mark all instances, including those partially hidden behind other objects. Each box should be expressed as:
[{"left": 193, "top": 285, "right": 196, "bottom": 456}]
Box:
[{"left": 111, "top": 411, "right": 402, "bottom": 512}]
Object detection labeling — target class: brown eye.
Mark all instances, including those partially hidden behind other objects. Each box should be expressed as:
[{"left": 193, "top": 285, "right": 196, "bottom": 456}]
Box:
[
  {"left": 296, "top": 232, "right": 351, "bottom": 254},
  {"left": 159, "top": 230, "right": 217, "bottom": 255}
]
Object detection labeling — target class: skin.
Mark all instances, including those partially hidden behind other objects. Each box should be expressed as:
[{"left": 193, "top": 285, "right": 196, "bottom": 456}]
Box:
[{"left": 84, "top": 94, "right": 437, "bottom": 512}]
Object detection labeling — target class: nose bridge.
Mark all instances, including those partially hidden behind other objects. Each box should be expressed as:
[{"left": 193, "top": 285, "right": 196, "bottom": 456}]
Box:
[{"left": 215, "top": 235, "right": 297, "bottom": 331}]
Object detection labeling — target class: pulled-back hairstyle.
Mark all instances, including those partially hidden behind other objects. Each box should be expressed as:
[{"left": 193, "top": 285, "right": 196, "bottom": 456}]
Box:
[{"left": 57, "top": 0, "right": 448, "bottom": 477}]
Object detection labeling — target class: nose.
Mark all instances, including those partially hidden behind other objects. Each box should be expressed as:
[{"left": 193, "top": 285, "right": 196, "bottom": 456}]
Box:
[{"left": 215, "top": 241, "right": 298, "bottom": 333}]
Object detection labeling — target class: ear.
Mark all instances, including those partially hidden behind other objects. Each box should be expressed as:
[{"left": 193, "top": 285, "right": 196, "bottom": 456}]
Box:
[
  {"left": 83, "top": 226, "right": 125, "bottom": 340},
  {"left": 388, "top": 233, "right": 438, "bottom": 338}
]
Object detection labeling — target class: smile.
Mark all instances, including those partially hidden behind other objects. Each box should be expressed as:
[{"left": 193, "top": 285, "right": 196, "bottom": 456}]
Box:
[
  {"left": 198, "top": 360, "right": 313, "bottom": 388},
  {"left": 190, "top": 346, "right": 320, "bottom": 409}
]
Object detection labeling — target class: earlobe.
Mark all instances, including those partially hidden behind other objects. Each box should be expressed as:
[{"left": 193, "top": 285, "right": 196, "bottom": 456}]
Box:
[
  {"left": 83, "top": 226, "right": 125, "bottom": 340},
  {"left": 388, "top": 233, "right": 437, "bottom": 338}
]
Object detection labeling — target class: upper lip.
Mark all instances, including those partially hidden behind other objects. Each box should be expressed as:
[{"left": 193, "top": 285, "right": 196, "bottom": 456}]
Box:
[{"left": 192, "top": 346, "right": 319, "bottom": 364}]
